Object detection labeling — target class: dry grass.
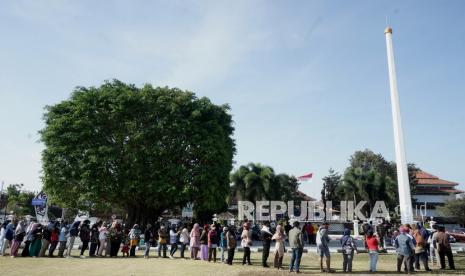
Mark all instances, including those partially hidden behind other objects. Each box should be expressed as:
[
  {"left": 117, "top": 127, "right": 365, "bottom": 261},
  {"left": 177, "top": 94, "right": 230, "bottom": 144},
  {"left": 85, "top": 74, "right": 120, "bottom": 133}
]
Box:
[{"left": 0, "top": 252, "right": 464, "bottom": 275}]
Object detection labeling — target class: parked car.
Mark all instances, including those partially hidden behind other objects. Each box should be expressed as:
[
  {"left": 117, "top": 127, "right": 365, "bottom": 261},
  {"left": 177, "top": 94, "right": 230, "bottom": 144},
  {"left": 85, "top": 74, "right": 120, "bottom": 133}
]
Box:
[{"left": 449, "top": 228, "right": 465, "bottom": 243}]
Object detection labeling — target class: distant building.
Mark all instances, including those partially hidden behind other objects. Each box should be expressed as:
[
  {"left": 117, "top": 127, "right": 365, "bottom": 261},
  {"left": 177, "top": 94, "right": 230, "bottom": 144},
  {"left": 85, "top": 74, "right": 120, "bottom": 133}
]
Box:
[{"left": 412, "top": 171, "right": 463, "bottom": 218}]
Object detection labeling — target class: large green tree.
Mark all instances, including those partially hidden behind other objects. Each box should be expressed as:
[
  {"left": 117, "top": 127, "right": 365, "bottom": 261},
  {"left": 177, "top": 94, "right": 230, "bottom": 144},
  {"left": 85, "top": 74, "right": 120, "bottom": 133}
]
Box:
[
  {"left": 439, "top": 198, "right": 465, "bottom": 225},
  {"left": 40, "top": 80, "right": 235, "bottom": 224},
  {"left": 4, "top": 184, "right": 35, "bottom": 217},
  {"left": 335, "top": 149, "right": 420, "bottom": 215}
]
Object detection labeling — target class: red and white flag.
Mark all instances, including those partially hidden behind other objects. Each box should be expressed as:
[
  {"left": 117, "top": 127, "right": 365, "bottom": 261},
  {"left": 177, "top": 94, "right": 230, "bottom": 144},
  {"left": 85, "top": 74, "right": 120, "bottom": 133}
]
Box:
[{"left": 297, "top": 172, "right": 313, "bottom": 181}]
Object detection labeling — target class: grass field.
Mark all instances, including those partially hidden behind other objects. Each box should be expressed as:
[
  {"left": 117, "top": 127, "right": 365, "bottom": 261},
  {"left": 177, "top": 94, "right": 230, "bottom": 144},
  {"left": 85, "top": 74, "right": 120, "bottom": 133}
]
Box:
[{"left": 1, "top": 252, "right": 464, "bottom": 275}]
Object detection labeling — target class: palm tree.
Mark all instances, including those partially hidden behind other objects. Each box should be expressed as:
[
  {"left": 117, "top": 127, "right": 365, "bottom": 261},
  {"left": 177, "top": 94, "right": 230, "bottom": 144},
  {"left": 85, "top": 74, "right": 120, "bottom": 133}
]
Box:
[{"left": 230, "top": 163, "right": 275, "bottom": 202}]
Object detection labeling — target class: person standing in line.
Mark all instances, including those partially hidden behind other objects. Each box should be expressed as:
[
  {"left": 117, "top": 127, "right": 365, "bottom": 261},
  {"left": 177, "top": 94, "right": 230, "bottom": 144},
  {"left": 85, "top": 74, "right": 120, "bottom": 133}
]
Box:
[
  {"left": 109, "top": 222, "right": 123, "bottom": 257},
  {"left": 303, "top": 223, "right": 310, "bottom": 245},
  {"left": 0, "top": 221, "right": 7, "bottom": 255},
  {"left": 1, "top": 219, "right": 17, "bottom": 256},
  {"left": 105, "top": 222, "right": 113, "bottom": 257},
  {"left": 365, "top": 230, "right": 379, "bottom": 272},
  {"left": 89, "top": 222, "right": 100, "bottom": 257},
  {"left": 284, "top": 221, "right": 292, "bottom": 240},
  {"left": 241, "top": 222, "right": 252, "bottom": 265},
  {"left": 427, "top": 224, "right": 438, "bottom": 267},
  {"left": 376, "top": 218, "right": 387, "bottom": 250},
  {"left": 341, "top": 228, "right": 358, "bottom": 273},
  {"left": 404, "top": 224, "right": 416, "bottom": 272},
  {"left": 288, "top": 221, "right": 305, "bottom": 273},
  {"left": 39, "top": 222, "right": 52, "bottom": 257},
  {"left": 78, "top": 220, "right": 91, "bottom": 258},
  {"left": 207, "top": 224, "right": 218, "bottom": 262},
  {"left": 395, "top": 226, "right": 415, "bottom": 274},
  {"left": 413, "top": 224, "right": 431, "bottom": 271},
  {"left": 129, "top": 224, "right": 141, "bottom": 257},
  {"left": 311, "top": 223, "right": 318, "bottom": 245},
  {"left": 57, "top": 222, "right": 69, "bottom": 258},
  {"left": 272, "top": 225, "right": 285, "bottom": 270},
  {"left": 158, "top": 225, "right": 168, "bottom": 258},
  {"left": 434, "top": 226, "right": 455, "bottom": 270},
  {"left": 179, "top": 224, "right": 189, "bottom": 259},
  {"left": 66, "top": 220, "right": 81, "bottom": 257},
  {"left": 190, "top": 223, "right": 200, "bottom": 260},
  {"left": 260, "top": 221, "right": 273, "bottom": 267},
  {"left": 21, "top": 219, "right": 36, "bottom": 257},
  {"left": 29, "top": 223, "right": 43, "bottom": 257},
  {"left": 317, "top": 222, "right": 334, "bottom": 273},
  {"left": 143, "top": 224, "right": 152, "bottom": 259},
  {"left": 10, "top": 220, "right": 26, "bottom": 257},
  {"left": 48, "top": 222, "right": 59, "bottom": 257},
  {"left": 169, "top": 225, "right": 179, "bottom": 259},
  {"left": 219, "top": 226, "right": 228, "bottom": 263},
  {"left": 97, "top": 222, "right": 109, "bottom": 257},
  {"left": 199, "top": 224, "right": 209, "bottom": 261},
  {"left": 226, "top": 226, "right": 236, "bottom": 265}
]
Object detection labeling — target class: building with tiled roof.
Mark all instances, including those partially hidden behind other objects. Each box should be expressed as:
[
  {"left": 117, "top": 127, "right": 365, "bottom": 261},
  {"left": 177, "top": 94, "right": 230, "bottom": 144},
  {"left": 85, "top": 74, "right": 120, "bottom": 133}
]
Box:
[{"left": 412, "top": 171, "right": 463, "bottom": 217}]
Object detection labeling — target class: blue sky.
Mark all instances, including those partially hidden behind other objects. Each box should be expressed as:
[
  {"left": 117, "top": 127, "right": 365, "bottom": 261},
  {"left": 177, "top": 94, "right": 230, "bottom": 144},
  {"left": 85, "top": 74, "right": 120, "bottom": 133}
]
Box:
[{"left": 0, "top": 0, "right": 464, "bottom": 200}]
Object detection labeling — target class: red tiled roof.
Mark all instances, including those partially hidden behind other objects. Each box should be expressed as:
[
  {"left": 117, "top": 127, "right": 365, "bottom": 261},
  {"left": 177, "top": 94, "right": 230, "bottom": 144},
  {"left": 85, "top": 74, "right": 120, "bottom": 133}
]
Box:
[
  {"left": 415, "top": 171, "right": 459, "bottom": 186},
  {"left": 296, "top": 190, "right": 316, "bottom": 201}
]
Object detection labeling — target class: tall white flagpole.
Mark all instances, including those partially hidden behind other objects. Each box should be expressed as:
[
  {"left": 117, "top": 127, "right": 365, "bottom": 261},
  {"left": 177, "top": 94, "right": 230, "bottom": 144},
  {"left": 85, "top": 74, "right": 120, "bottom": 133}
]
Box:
[{"left": 384, "top": 26, "right": 414, "bottom": 224}]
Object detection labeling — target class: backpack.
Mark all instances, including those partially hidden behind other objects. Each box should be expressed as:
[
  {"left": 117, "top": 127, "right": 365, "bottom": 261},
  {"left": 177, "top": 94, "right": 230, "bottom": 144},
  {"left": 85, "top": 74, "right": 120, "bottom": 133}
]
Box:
[
  {"left": 5, "top": 227, "right": 14, "bottom": 241},
  {"left": 342, "top": 237, "right": 354, "bottom": 255},
  {"left": 70, "top": 227, "right": 78, "bottom": 236}
]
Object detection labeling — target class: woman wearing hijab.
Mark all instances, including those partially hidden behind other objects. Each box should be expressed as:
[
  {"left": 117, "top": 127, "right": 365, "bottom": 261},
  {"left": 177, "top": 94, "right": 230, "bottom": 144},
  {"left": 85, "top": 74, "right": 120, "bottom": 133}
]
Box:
[
  {"left": 21, "top": 219, "right": 35, "bottom": 257},
  {"left": 29, "top": 223, "right": 43, "bottom": 257},
  {"left": 412, "top": 224, "right": 431, "bottom": 271},
  {"left": 220, "top": 226, "right": 228, "bottom": 263},
  {"left": 57, "top": 222, "right": 69, "bottom": 258},
  {"left": 89, "top": 222, "right": 100, "bottom": 257},
  {"left": 129, "top": 224, "right": 141, "bottom": 257},
  {"left": 199, "top": 224, "right": 209, "bottom": 261},
  {"left": 158, "top": 225, "right": 168, "bottom": 258},
  {"left": 97, "top": 222, "right": 109, "bottom": 257},
  {"left": 79, "top": 220, "right": 91, "bottom": 258},
  {"left": 48, "top": 222, "right": 60, "bottom": 257},
  {"left": 207, "top": 224, "right": 218, "bottom": 262},
  {"left": 10, "top": 220, "right": 26, "bottom": 257},
  {"left": 109, "top": 222, "right": 123, "bottom": 257},
  {"left": 179, "top": 224, "right": 189, "bottom": 259},
  {"left": 272, "top": 225, "right": 285, "bottom": 270},
  {"left": 190, "top": 223, "right": 200, "bottom": 260},
  {"left": 340, "top": 228, "right": 358, "bottom": 273},
  {"left": 0, "top": 221, "right": 6, "bottom": 255}
]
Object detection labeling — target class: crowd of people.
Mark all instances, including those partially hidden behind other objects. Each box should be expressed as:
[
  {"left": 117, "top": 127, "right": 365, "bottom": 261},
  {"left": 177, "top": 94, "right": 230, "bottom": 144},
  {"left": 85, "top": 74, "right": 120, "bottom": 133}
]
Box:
[{"left": 0, "top": 217, "right": 458, "bottom": 274}]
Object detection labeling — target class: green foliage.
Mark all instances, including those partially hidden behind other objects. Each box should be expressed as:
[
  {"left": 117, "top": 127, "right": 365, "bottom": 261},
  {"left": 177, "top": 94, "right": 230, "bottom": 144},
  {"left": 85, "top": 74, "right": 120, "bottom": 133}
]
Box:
[
  {"left": 335, "top": 149, "right": 420, "bottom": 214},
  {"left": 321, "top": 168, "right": 342, "bottom": 210},
  {"left": 230, "top": 163, "right": 301, "bottom": 202},
  {"left": 5, "top": 184, "right": 35, "bottom": 217},
  {"left": 40, "top": 80, "right": 235, "bottom": 224},
  {"left": 439, "top": 198, "right": 465, "bottom": 225}
]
